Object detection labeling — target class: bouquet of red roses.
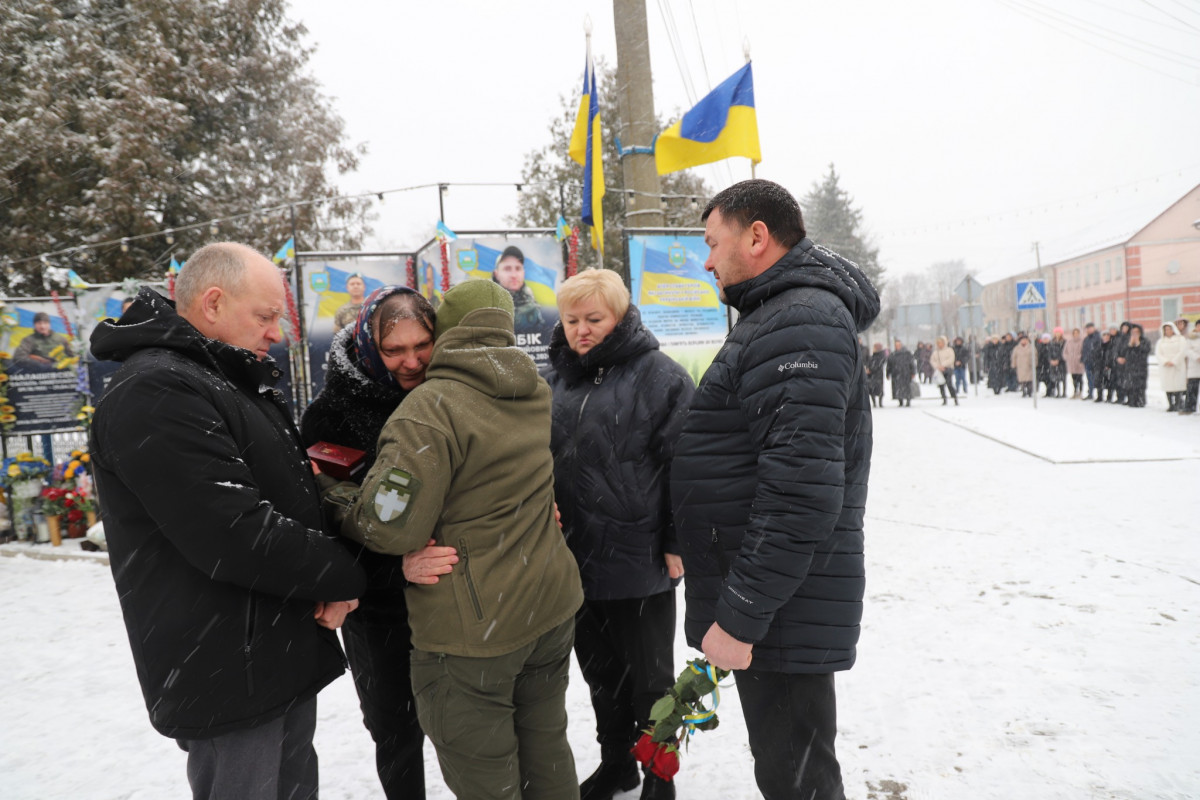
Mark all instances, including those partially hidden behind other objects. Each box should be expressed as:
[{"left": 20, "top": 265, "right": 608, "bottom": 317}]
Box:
[{"left": 631, "top": 658, "right": 730, "bottom": 782}]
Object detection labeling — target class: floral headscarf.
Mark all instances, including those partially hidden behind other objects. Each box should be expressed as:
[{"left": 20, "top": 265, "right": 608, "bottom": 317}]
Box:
[{"left": 351, "top": 285, "right": 421, "bottom": 387}]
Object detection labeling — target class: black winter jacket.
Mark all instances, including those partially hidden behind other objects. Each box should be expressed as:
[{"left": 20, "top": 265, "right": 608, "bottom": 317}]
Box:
[
  {"left": 1082, "top": 331, "right": 1102, "bottom": 370},
  {"left": 866, "top": 349, "right": 887, "bottom": 395},
  {"left": 886, "top": 347, "right": 915, "bottom": 400},
  {"left": 544, "top": 305, "right": 695, "bottom": 600},
  {"left": 89, "top": 288, "right": 366, "bottom": 740},
  {"left": 300, "top": 326, "right": 412, "bottom": 600},
  {"left": 671, "top": 239, "right": 879, "bottom": 673}
]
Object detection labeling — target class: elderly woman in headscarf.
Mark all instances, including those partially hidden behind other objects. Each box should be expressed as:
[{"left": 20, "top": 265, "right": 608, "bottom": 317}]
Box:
[{"left": 301, "top": 286, "right": 448, "bottom": 800}]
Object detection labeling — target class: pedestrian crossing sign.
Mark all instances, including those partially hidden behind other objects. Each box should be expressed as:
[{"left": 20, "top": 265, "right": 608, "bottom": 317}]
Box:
[{"left": 1016, "top": 280, "right": 1047, "bottom": 310}]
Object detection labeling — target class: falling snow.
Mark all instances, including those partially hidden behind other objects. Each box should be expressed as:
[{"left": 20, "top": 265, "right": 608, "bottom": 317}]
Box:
[{"left": 0, "top": 389, "right": 1196, "bottom": 799}]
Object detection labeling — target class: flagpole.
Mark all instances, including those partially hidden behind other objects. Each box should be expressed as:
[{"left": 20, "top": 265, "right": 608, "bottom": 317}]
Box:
[{"left": 745, "top": 38, "right": 756, "bottom": 180}]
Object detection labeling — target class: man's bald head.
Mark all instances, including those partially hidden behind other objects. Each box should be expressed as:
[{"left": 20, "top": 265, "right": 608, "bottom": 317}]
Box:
[
  {"left": 175, "top": 242, "right": 268, "bottom": 312},
  {"left": 176, "top": 242, "right": 285, "bottom": 360}
]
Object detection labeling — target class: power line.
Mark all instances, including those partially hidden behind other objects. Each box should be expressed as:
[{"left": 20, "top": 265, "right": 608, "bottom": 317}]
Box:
[
  {"left": 1137, "top": 0, "right": 1200, "bottom": 34},
  {"left": 1163, "top": 0, "right": 1200, "bottom": 21},
  {"left": 1007, "top": 0, "right": 1200, "bottom": 67},
  {"left": 995, "top": 0, "right": 1200, "bottom": 86},
  {"left": 8, "top": 180, "right": 714, "bottom": 268},
  {"left": 686, "top": 0, "right": 713, "bottom": 90},
  {"left": 656, "top": 0, "right": 698, "bottom": 105},
  {"left": 1075, "top": 0, "right": 1200, "bottom": 36}
]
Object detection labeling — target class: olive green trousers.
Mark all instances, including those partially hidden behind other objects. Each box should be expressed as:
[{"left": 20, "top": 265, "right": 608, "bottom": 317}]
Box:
[{"left": 410, "top": 619, "right": 579, "bottom": 800}]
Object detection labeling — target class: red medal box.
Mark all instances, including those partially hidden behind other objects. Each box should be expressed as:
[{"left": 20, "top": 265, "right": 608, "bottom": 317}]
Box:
[{"left": 306, "top": 442, "right": 367, "bottom": 481}]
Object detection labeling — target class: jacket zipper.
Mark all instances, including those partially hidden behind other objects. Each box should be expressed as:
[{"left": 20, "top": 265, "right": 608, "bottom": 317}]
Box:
[
  {"left": 458, "top": 538, "right": 485, "bottom": 621},
  {"left": 566, "top": 390, "right": 594, "bottom": 524},
  {"left": 243, "top": 595, "right": 256, "bottom": 696},
  {"left": 594, "top": 366, "right": 606, "bottom": 385},
  {"left": 711, "top": 527, "right": 730, "bottom": 576}
]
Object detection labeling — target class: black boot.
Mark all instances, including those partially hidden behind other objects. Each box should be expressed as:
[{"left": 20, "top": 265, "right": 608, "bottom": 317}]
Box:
[
  {"left": 581, "top": 755, "right": 640, "bottom": 800},
  {"left": 640, "top": 769, "right": 676, "bottom": 799}
]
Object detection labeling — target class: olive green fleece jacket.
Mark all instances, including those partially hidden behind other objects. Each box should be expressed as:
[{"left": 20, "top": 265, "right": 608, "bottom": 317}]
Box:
[{"left": 337, "top": 307, "right": 583, "bottom": 658}]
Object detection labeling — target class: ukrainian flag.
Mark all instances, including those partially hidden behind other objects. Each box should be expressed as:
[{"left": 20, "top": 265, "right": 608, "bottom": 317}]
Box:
[
  {"left": 273, "top": 237, "right": 295, "bottom": 264},
  {"left": 655, "top": 62, "right": 761, "bottom": 175},
  {"left": 468, "top": 244, "right": 559, "bottom": 307},
  {"left": 67, "top": 269, "right": 91, "bottom": 290},
  {"left": 568, "top": 44, "right": 604, "bottom": 256},
  {"left": 637, "top": 243, "right": 719, "bottom": 309}
]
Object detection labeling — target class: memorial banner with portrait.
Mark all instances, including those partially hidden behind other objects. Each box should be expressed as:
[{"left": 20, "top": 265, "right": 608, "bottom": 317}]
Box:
[
  {"left": 627, "top": 233, "right": 729, "bottom": 383},
  {"left": 1, "top": 298, "right": 87, "bottom": 435},
  {"left": 416, "top": 234, "right": 563, "bottom": 368},
  {"left": 297, "top": 257, "right": 408, "bottom": 399}
]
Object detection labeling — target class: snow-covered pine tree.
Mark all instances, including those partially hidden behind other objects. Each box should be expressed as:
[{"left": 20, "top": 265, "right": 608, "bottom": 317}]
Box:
[
  {"left": 0, "top": 0, "right": 370, "bottom": 291},
  {"left": 801, "top": 164, "right": 886, "bottom": 294}
]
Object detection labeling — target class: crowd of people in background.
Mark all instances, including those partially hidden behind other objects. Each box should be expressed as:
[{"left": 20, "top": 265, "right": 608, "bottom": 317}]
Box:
[{"left": 865, "top": 318, "right": 1200, "bottom": 414}]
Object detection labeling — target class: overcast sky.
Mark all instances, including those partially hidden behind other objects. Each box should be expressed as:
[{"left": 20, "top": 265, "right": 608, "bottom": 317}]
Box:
[{"left": 287, "top": 0, "right": 1200, "bottom": 283}]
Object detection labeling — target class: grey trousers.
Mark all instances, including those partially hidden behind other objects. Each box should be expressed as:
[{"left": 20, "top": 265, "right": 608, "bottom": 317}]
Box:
[
  {"left": 410, "top": 618, "right": 579, "bottom": 800},
  {"left": 176, "top": 696, "right": 318, "bottom": 800}
]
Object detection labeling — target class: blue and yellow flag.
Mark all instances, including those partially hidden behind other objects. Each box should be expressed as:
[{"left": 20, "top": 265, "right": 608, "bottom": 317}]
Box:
[
  {"left": 273, "top": 237, "right": 295, "bottom": 264},
  {"left": 67, "top": 269, "right": 91, "bottom": 290},
  {"left": 555, "top": 215, "right": 572, "bottom": 242},
  {"left": 568, "top": 43, "right": 604, "bottom": 256},
  {"left": 655, "top": 62, "right": 761, "bottom": 175},
  {"left": 168, "top": 257, "right": 182, "bottom": 275},
  {"left": 435, "top": 221, "right": 457, "bottom": 242}
]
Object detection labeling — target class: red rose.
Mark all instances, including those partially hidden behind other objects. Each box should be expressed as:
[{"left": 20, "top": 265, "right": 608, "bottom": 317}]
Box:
[
  {"left": 67, "top": 509, "right": 84, "bottom": 523},
  {"left": 649, "top": 746, "right": 680, "bottom": 781},
  {"left": 631, "top": 733, "right": 658, "bottom": 767}
]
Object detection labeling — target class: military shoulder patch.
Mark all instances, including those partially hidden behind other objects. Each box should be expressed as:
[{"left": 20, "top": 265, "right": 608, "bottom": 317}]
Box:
[{"left": 371, "top": 468, "right": 419, "bottom": 525}]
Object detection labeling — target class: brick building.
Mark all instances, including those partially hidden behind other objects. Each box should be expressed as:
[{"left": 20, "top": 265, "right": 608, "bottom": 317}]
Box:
[{"left": 984, "top": 184, "right": 1200, "bottom": 338}]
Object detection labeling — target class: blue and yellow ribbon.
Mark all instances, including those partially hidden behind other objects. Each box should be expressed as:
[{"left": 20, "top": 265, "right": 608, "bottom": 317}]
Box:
[{"left": 681, "top": 659, "right": 729, "bottom": 739}]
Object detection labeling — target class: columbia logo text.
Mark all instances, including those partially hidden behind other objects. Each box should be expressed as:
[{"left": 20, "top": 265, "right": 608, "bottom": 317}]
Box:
[{"left": 778, "top": 360, "right": 818, "bottom": 372}]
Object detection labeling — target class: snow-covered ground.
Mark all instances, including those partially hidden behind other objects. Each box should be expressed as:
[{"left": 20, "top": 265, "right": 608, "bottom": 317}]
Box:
[{"left": 2, "top": 383, "right": 1197, "bottom": 799}]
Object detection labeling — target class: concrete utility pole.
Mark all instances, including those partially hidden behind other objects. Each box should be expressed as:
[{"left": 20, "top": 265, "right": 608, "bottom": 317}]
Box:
[{"left": 613, "top": 0, "right": 664, "bottom": 234}]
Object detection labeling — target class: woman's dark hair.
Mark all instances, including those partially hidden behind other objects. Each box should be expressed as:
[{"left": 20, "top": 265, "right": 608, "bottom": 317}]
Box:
[
  {"left": 701, "top": 179, "right": 806, "bottom": 249},
  {"left": 372, "top": 290, "right": 436, "bottom": 343}
]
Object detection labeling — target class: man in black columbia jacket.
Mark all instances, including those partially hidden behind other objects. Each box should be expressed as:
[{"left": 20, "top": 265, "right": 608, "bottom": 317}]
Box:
[
  {"left": 671, "top": 180, "right": 879, "bottom": 800},
  {"left": 89, "top": 243, "right": 366, "bottom": 799}
]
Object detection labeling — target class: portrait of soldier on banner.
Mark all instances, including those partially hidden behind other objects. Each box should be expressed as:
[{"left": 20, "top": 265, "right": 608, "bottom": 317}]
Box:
[
  {"left": 1, "top": 301, "right": 88, "bottom": 435},
  {"left": 487, "top": 244, "right": 560, "bottom": 365},
  {"left": 7, "top": 310, "right": 77, "bottom": 374},
  {"left": 418, "top": 236, "right": 562, "bottom": 369}
]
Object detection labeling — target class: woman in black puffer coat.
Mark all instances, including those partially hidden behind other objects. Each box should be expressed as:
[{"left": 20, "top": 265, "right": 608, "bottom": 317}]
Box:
[
  {"left": 1120, "top": 323, "right": 1151, "bottom": 407},
  {"left": 543, "top": 269, "right": 695, "bottom": 800},
  {"left": 300, "top": 286, "right": 444, "bottom": 800}
]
